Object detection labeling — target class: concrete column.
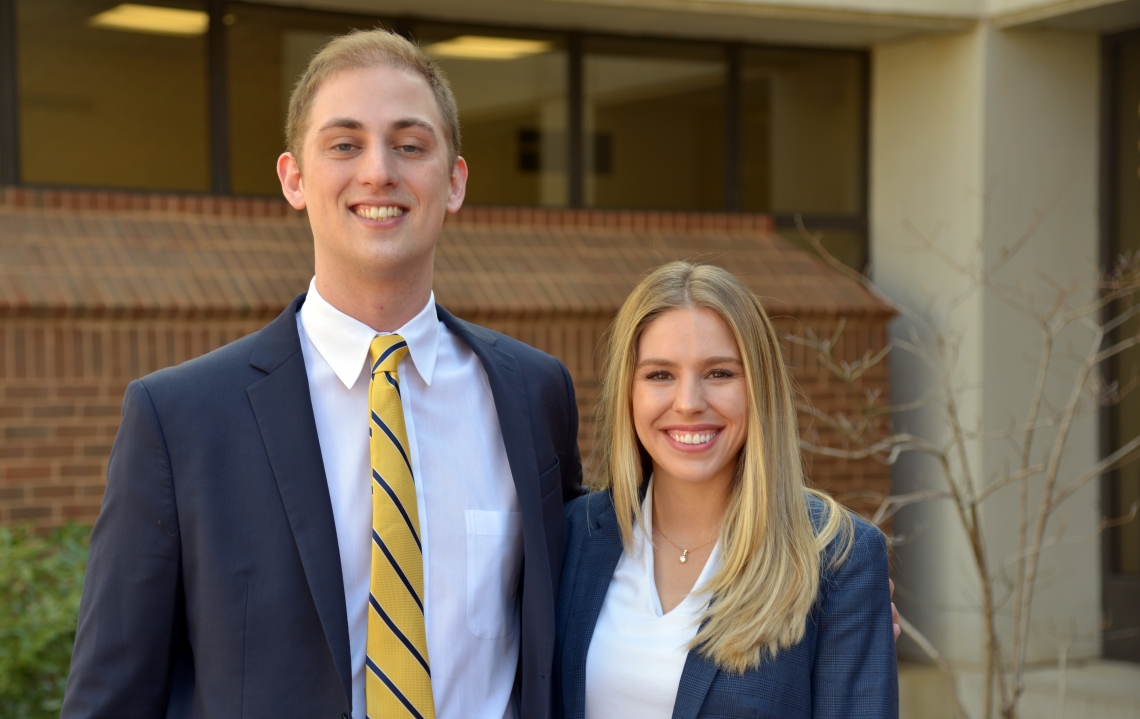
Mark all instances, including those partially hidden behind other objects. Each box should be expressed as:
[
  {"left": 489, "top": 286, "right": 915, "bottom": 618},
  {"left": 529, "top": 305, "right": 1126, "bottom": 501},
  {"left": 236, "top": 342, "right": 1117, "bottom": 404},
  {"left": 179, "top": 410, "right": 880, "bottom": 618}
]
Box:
[{"left": 871, "top": 20, "right": 1102, "bottom": 680}]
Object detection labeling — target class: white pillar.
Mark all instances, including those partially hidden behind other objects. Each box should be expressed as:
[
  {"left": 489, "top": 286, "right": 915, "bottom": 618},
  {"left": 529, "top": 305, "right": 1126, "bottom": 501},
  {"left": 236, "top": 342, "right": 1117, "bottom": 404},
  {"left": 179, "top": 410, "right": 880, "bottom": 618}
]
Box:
[{"left": 871, "top": 22, "right": 1102, "bottom": 675}]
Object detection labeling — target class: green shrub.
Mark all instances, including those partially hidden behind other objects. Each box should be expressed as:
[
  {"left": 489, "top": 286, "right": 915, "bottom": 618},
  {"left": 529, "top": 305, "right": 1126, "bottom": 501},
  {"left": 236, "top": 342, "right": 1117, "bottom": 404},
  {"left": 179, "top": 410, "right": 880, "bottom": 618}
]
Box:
[{"left": 0, "top": 524, "right": 89, "bottom": 719}]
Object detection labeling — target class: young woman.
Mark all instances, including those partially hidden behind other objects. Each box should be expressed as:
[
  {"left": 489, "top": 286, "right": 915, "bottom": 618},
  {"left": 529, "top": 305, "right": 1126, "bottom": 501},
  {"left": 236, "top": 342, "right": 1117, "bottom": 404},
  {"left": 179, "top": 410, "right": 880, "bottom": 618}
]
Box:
[{"left": 554, "top": 262, "right": 898, "bottom": 719}]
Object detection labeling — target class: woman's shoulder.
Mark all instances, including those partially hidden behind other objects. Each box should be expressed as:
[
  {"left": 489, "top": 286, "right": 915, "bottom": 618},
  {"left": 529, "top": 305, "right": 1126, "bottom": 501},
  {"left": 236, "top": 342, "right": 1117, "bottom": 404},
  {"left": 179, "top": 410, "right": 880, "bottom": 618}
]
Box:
[
  {"left": 805, "top": 492, "right": 887, "bottom": 574},
  {"left": 563, "top": 489, "right": 617, "bottom": 535}
]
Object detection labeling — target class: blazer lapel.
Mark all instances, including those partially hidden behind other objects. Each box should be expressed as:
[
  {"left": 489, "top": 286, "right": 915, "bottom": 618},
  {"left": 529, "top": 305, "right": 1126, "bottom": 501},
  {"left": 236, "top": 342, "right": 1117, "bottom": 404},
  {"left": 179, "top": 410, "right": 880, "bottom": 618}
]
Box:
[
  {"left": 672, "top": 650, "right": 719, "bottom": 719},
  {"left": 246, "top": 295, "right": 353, "bottom": 705},
  {"left": 561, "top": 494, "right": 624, "bottom": 719}
]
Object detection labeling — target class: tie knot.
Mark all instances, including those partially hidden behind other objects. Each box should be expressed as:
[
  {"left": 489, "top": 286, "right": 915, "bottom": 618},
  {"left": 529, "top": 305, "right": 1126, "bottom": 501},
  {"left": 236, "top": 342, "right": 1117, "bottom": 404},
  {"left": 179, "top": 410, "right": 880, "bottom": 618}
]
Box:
[{"left": 370, "top": 334, "right": 409, "bottom": 375}]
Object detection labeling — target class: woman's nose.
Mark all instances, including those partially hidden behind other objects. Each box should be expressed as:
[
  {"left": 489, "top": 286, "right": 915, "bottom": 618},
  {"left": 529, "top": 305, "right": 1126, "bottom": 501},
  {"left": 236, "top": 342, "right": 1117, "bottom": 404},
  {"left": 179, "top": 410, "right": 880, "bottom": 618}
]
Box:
[{"left": 673, "top": 373, "right": 707, "bottom": 414}]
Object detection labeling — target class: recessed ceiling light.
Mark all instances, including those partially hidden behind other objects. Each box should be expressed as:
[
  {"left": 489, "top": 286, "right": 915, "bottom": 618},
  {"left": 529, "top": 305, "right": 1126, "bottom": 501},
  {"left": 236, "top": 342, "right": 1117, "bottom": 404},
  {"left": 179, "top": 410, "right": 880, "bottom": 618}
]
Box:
[
  {"left": 89, "top": 4, "right": 209, "bottom": 37},
  {"left": 427, "top": 36, "right": 553, "bottom": 61}
]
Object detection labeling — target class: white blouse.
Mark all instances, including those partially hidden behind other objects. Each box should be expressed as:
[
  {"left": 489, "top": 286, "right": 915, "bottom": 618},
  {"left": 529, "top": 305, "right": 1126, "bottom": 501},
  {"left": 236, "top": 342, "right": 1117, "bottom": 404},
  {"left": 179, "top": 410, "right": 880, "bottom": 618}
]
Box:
[{"left": 584, "top": 481, "right": 720, "bottom": 719}]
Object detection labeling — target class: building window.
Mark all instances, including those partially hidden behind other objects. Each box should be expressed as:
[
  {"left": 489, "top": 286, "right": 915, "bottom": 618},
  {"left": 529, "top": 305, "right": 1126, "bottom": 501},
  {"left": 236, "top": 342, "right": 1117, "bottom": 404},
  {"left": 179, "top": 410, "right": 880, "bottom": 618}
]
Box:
[
  {"left": 414, "top": 22, "right": 568, "bottom": 207},
  {"left": 2, "top": 3, "right": 870, "bottom": 265},
  {"left": 583, "top": 37, "right": 726, "bottom": 211},
  {"left": 1110, "top": 33, "right": 1140, "bottom": 579},
  {"left": 226, "top": 4, "right": 392, "bottom": 196},
  {"left": 16, "top": 0, "right": 211, "bottom": 191}
]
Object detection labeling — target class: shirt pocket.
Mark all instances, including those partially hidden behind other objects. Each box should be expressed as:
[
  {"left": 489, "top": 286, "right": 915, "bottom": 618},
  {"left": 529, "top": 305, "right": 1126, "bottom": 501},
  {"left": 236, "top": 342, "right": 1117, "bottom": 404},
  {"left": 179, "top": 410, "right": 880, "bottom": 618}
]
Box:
[{"left": 465, "top": 509, "right": 524, "bottom": 639}]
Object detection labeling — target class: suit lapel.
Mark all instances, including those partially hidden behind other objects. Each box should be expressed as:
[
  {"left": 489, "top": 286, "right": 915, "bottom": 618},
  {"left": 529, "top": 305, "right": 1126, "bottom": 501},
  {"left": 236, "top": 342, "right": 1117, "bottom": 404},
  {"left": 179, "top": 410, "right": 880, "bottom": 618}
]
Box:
[
  {"left": 246, "top": 295, "right": 353, "bottom": 705},
  {"left": 561, "top": 494, "right": 624, "bottom": 719},
  {"left": 672, "top": 650, "right": 719, "bottom": 719}
]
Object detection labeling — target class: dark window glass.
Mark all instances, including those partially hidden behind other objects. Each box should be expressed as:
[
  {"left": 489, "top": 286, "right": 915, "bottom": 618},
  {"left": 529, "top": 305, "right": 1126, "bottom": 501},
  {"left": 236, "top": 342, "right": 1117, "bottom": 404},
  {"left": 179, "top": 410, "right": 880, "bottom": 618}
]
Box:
[
  {"left": 583, "top": 38, "right": 725, "bottom": 211},
  {"left": 226, "top": 5, "right": 392, "bottom": 196},
  {"left": 1112, "top": 36, "right": 1140, "bottom": 578},
  {"left": 17, "top": 0, "right": 210, "bottom": 191},
  {"left": 414, "top": 23, "right": 568, "bottom": 207},
  {"left": 741, "top": 47, "right": 866, "bottom": 215}
]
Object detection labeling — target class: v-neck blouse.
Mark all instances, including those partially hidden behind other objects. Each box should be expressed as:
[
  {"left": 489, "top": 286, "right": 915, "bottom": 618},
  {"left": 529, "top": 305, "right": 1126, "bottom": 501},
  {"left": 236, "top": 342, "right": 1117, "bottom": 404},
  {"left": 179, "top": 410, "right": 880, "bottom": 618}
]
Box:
[{"left": 584, "top": 481, "right": 721, "bottom": 719}]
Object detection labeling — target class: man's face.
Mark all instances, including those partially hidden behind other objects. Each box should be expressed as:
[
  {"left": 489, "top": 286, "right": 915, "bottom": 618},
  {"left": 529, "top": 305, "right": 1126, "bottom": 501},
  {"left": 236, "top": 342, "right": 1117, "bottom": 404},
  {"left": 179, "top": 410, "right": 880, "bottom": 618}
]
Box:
[{"left": 278, "top": 64, "right": 466, "bottom": 286}]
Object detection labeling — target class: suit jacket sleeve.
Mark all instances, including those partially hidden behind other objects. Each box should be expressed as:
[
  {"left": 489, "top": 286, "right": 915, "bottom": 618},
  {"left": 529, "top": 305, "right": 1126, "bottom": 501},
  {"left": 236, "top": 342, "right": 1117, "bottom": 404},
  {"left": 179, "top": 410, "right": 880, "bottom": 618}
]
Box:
[
  {"left": 811, "top": 521, "right": 899, "bottom": 718},
  {"left": 62, "top": 380, "right": 183, "bottom": 718}
]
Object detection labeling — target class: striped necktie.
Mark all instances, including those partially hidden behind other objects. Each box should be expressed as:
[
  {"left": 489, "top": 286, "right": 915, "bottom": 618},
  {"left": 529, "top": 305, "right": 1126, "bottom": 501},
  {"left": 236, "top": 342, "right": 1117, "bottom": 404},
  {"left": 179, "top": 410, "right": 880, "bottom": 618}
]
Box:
[{"left": 366, "top": 334, "right": 435, "bottom": 719}]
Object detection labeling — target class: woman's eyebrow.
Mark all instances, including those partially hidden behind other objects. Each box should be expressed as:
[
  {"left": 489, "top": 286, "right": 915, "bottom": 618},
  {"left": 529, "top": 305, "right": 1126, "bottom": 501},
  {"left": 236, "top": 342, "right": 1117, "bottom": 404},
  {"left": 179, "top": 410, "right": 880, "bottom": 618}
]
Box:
[{"left": 635, "top": 358, "right": 677, "bottom": 368}]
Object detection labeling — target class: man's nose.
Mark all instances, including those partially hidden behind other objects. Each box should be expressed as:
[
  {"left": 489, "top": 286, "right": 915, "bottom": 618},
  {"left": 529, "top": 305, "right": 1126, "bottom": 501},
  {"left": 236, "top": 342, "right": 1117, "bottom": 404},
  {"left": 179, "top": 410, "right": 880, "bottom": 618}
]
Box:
[{"left": 360, "top": 144, "right": 398, "bottom": 187}]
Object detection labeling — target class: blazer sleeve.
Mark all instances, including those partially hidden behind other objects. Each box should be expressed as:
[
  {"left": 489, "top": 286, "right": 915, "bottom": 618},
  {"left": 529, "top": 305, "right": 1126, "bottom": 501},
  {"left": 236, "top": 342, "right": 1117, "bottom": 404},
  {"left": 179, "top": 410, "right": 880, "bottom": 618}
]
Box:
[
  {"left": 811, "top": 520, "right": 899, "bottom": 719},
  {"left": 62, "top": 380, "right": 183, "bottom": 718}
]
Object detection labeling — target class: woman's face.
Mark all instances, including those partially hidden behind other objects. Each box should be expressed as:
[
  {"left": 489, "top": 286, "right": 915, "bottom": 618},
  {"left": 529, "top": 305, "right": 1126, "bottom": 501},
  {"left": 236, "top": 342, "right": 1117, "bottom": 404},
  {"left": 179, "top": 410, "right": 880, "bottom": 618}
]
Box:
[{"left": 632, "top": 306, "right": 749, "bottom": 490}]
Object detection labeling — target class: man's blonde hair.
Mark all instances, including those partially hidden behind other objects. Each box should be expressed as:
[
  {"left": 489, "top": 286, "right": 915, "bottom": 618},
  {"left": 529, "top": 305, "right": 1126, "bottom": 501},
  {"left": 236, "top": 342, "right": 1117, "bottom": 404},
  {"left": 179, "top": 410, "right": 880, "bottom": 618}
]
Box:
[
  {"left": 593, "top": 261, "right": 855, "bottom": 673},
  {"left": 285, "top": 28, "right": 461, "bottom": 165}
]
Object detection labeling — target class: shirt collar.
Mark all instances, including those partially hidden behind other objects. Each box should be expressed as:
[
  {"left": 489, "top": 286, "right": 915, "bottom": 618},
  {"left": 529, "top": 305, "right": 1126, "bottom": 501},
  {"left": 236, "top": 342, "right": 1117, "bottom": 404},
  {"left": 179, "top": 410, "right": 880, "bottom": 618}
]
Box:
[{"left": 299, "top": 277, "right": 440, "bottom": 390}]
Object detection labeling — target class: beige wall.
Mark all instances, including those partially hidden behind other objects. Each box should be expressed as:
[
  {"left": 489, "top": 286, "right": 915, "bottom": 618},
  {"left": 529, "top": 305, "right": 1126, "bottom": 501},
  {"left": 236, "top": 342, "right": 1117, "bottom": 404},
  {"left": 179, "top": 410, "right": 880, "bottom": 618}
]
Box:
[{"left": 871, "top": 19, "right": 1102, "bottom": 683}]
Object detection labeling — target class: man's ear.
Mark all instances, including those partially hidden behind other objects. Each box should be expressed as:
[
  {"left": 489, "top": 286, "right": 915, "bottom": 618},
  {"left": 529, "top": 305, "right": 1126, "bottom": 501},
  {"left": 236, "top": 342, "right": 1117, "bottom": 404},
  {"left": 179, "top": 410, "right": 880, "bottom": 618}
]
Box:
[
  {"left": 277, "top": 152, "right": 306, "bottom": 210},
  {"left": 446, "top": 156, "right": 468, "bottom": 214}
]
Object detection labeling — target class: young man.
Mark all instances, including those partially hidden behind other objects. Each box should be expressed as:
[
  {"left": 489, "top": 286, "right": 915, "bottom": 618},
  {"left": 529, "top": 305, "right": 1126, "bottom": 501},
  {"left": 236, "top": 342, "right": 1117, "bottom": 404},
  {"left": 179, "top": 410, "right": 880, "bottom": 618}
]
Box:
[{"left": 62, "top": 30, "right": 581, "bottom": 719}]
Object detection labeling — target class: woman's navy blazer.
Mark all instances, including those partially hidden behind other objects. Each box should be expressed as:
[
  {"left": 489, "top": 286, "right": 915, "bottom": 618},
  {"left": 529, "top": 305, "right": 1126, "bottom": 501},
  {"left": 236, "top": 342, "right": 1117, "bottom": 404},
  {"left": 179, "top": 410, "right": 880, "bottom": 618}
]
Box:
[{"left": 554, "top": 490, "right": 899, "bottom": 719}]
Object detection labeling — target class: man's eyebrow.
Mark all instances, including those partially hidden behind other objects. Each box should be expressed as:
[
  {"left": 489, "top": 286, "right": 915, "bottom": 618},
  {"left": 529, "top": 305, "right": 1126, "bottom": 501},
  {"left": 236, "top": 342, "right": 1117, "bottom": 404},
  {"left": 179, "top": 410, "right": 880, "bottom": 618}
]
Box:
[
  {"left": 316, "top": 117, "right": 364, "bottom": 133},
  {"left": 392, "top": 117, "right": 437, "bottom": 137}
]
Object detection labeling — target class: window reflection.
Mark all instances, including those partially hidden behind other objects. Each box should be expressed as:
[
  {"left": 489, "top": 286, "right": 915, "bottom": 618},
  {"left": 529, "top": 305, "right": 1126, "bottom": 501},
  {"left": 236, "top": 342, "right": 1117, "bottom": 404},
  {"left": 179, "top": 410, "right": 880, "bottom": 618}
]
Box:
[
  {"left": 583, "top": 38, "right": 726, "bottom": 211},
  {"left": 227, "top": 5, "right": 389, "bottom": 196},
  {"left": 415, "top": 23, "right": 568, "bottom": 207},
  {"left": 741, "top": 48, "right": 865, "bottom": 215},
  {"left": 17, "top": 0, "right": 210, "bottom": 191}
]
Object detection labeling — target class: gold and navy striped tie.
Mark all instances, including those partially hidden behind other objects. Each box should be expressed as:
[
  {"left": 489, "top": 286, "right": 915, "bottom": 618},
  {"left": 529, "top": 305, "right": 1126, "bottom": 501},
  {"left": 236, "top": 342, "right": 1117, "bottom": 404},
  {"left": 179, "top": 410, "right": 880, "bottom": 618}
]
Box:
[{"left": 366, "top": 334, "right": 435, "bottom": 719}]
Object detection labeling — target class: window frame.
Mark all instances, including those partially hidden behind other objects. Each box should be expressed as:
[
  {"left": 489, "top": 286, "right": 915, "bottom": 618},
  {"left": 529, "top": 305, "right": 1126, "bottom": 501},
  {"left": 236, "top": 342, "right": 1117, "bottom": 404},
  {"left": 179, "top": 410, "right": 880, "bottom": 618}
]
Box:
[{"left": 0, "top": 0, "right": 869, "bottom": 248}]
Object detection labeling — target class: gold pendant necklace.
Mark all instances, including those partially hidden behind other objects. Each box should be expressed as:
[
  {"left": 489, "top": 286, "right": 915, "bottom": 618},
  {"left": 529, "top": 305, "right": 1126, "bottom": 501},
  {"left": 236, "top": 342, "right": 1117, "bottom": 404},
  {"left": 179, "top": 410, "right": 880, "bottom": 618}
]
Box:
[{"left": 655, "top": 523, "right": 718, "bottom": 563}]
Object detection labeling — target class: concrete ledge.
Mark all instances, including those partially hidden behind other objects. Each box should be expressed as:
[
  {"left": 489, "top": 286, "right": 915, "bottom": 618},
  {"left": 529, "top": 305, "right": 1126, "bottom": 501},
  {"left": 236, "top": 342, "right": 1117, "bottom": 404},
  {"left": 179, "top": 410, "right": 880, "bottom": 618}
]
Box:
[{"left": 900, "top": 660, "right": 1140, "bottom": 719}]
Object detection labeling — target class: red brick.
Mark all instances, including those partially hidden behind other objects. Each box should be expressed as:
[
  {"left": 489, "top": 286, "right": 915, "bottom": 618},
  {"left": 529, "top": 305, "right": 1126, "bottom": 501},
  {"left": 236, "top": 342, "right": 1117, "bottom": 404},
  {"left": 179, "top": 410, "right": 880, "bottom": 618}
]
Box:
[
  {"left": 32, "top": 444, "right": 75, "bottom": 459},
  {"left": 6, "top": 386, "right": 48, "bottom": 399},
  {"left": 33, "top": 404, "right": 76, "bottom": 418},
  {"left": 63, "top": 504, "right": 99, "bottom": 519},
  {"left": 11, "top": 506, "right": 51, "bottom": 520},
  {"left": 4, "top": 465, "right": 51, "bottom": 480},
  {"left": 61, "top": 464, "right": 102, "bottom": 478},
  {"left": 56, "top": 425, "right": 98, "bottom": 438},
  {"left": 81, "top": 404, "right": 121, "bottom": 418},
  {"left": 57, "top": 386, "right": 99, "bottom": 398},
  {"left": 0, "top": 488, "right": 24, "bottom": 500},
  {"left": 0, "top": 405, "right": 22, "bottom": 418},
  {"left": 33, "top": 485, "right": 75, "bottom": 499},
  {"left": 5, "top": 425, "right": 50, "bottom": 440}
]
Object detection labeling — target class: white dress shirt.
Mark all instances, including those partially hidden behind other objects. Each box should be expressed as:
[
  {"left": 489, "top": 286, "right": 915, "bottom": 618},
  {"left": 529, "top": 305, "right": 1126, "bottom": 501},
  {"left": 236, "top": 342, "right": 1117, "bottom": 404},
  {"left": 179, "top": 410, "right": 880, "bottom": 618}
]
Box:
[
  {"left": 584, "top": 480, "right": 720, "bottom": 719},
  {"left": 297, "top": 278, "right": 523, "bottom": 719}
]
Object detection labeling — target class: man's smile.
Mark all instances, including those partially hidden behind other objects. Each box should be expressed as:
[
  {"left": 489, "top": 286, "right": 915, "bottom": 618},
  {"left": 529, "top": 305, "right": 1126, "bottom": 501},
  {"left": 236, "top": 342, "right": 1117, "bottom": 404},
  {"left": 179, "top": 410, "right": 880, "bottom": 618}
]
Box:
[{"left": 352, "top": 203, "right": 407, "bottom": 221}]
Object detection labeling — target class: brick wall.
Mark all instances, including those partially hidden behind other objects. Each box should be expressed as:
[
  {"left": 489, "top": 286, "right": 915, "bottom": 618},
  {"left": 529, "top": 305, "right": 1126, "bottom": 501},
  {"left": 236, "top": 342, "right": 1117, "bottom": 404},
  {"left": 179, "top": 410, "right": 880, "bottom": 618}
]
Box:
[{"left": 0, "top": 309, "right": 889, "bottom": 530}]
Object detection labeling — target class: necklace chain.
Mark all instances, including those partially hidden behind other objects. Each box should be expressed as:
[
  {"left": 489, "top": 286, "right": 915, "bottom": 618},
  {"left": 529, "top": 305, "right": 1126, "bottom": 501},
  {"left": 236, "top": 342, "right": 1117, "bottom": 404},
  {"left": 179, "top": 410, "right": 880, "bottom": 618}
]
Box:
[{"left": 654, "top": 522, "right": 718, "bottom": 564}]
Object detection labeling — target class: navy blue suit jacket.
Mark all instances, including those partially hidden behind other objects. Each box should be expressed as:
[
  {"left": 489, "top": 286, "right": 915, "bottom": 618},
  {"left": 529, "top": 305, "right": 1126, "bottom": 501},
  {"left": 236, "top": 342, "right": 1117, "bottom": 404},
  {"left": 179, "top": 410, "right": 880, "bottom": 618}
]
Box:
[
  {"left": 62, "top": 295, "right": 582, "bottom": 719},
  {"left": 555, "top": 491, "right": 899, "bottom": 719}
]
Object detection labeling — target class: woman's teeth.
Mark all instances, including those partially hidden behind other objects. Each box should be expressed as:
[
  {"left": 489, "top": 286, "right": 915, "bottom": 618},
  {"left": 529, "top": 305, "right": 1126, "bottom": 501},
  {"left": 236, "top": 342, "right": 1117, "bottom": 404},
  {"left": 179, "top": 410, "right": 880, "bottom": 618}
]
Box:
[
  {"left": 355, "top": 205, "right": 404, "bottom": 220},
  {"left": 667, "top": 430, "right": 717, "bottom": 445}
]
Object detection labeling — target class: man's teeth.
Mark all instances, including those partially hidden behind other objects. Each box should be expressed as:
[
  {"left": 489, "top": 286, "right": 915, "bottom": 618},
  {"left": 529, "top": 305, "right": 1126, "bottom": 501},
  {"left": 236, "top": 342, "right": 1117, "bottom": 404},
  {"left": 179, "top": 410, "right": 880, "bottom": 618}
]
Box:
[
  {"left": 668, "top": 431, "right": 717, "bottom": 445},
  {"left": 356, "top": 205, "right": 405, "bottom": 220}
]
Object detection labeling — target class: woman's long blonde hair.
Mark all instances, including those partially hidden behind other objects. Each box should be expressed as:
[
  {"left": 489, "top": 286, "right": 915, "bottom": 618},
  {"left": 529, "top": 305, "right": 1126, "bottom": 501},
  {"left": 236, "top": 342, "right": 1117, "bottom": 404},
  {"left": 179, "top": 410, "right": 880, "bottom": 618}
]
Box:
[{"left": 593, "top": 261, "right": 854, "bottom": 673}]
